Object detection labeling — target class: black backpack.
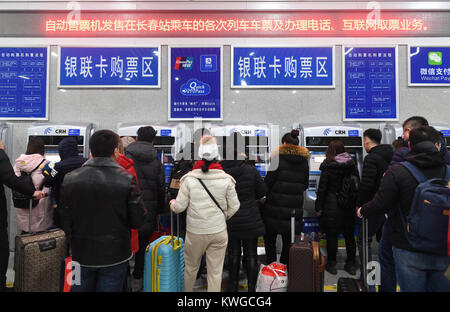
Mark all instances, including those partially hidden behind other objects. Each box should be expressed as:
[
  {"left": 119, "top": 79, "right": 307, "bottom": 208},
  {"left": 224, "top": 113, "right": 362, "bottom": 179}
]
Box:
[
  {"left": 12, "top": 159, "right": 45, "bottom": 209},
  {"left": 336, "top": 174, "right": 359, "bottom": 210}
]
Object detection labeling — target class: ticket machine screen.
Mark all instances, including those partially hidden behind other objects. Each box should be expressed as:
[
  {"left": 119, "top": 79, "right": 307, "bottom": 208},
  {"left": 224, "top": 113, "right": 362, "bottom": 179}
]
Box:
[
  {"left": 310, "top": 152, "right": 325, "bottom": 174},
  {"left": 157, "top": 149, "right": 175, "bottom": 186},
  {"left": 29, "top": 135, "right": 84, "bottom": 163}
]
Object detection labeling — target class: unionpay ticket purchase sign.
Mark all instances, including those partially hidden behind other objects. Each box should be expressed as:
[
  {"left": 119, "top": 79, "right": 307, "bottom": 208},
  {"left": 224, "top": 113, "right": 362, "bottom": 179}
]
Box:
[
  {"left": 59, "top": 47, "right": 160, "bottom": 87},
  {"left": 169, "top": 47, "right": 222, "bottom": 120},
  {"left": 409, "top": 46, "right": 450, "bottom": 86}
]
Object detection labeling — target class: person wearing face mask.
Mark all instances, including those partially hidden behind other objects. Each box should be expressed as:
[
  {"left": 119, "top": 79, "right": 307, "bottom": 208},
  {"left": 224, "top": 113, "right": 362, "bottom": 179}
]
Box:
[{"left": 60, "top": 130, "right": 146, "bottom": 292}]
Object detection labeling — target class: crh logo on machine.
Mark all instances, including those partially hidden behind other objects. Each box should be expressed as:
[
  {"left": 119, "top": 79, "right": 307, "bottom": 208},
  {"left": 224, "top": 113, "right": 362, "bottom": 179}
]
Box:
[
  {"left": 44, "top": 127, "right": 53, "bottom": 135},
  {"left": 323, "top": 128, "right": 332, "bottom": 136}
]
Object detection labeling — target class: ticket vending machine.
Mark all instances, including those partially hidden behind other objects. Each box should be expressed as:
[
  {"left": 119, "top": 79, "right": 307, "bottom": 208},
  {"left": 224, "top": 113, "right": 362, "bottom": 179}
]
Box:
[
  {"left": 27, "top": 123, "right": 97, "bottom": 162},
  {"left": 206, "top": 124, "right": 276, "bottom": 177},
  {"left": 117, "top": 123, "right": 188, "bottom": 187},
  {"left": 434, "top": 124, "right": 450, "bottom": 151},
  {"left": 380, "top": 123, "right": 403, "bottom": 145},
  {"left": 292, "top": 124, "right": 364, "bottom": 245}
]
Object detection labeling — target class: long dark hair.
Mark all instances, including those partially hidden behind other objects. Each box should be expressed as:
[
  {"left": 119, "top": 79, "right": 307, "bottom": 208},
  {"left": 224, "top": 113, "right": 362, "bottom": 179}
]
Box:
[
  {"left": 282, "top": 129, "right": 300, "bottom": 145},
  {"left": 26, "top": 137, "right": 45, "bottom": 156},
  {"left": 325, "top": 140, "right": 345, "bottom": 163},
  {"left": 201, "top": 159, "right": 217, "bottom": 173}
]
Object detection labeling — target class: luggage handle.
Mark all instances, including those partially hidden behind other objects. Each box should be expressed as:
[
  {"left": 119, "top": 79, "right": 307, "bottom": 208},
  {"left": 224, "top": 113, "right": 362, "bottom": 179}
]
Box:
[
  {"left": 27, "top": 192, "right": 49, "bottom": 234},
  {"left": 169, "top": 206, "right": 182, "bottom": 251}
]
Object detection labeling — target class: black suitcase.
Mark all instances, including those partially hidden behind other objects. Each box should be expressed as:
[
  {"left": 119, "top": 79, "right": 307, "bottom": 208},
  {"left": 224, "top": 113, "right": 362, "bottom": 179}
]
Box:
[{"left": 337, "top": 217, "right": 368, "bottom": 292}]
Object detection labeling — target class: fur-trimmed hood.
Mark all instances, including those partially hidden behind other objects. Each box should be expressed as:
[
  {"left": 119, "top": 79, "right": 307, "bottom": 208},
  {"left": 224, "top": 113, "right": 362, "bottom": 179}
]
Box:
[{"left": 271, "top": 144, "right": 310, "bottom": 161}]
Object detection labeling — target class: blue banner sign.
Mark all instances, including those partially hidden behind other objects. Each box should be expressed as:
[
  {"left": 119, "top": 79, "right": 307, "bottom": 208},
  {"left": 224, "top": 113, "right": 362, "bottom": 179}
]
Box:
[
  {"left": 232, "top": 47, "right": 334, "bottom": 88},
  {"left": 343, "top": 47, "right": 398, "bottom": 121},
  {"left": 409, "top": 46, "right": 450, "bottom": 86},
  {"left": 59, "top": 47, "right": 160, "bottom": 87},
  {"left": 0, "top": 47, "right": 48, "bottom": 119},
  {"left": 169, "top": 47, "right": 222, "bottom": 120}
]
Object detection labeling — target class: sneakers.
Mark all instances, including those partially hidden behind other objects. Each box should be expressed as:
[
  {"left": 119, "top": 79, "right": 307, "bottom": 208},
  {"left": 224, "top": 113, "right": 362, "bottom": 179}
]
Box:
[
  {"left": 344, "top": 262, "right": 357, "bottom": 276},
  {"left": 325, "top": 261, "right": 337, "bottom": 275}
]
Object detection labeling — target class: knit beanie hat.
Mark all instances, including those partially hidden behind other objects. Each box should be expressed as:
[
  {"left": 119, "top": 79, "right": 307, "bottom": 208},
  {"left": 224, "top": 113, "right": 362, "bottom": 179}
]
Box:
[{"left": 198, "top": 135, "right": 220, "bottom": 161}]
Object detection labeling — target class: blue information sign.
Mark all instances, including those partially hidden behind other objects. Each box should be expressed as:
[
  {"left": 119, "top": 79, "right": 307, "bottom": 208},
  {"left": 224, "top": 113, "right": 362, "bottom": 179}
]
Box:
[
  {"left": 409, "top": 46, "right": 450, "bottom": 86},
  {"left": 59, "top": 47, "right": 160, "bottom": 87},
  {"left": 232, "top": 47, "right": 334, "bottom": 88},
  {"left": 169, "top": 47, "right": 222, "bottom": 120},
  {"left": 0, "top": 47, "right": 48, "bottom": 120},
  {"left": 343, "top": 47, "right": 398, "bottom": 121}
]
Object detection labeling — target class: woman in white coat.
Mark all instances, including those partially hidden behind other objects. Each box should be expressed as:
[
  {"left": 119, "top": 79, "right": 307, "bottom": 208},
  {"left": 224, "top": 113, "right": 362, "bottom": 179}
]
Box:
[
  {"left": 171, "top": 135, "right": 240, "bottom": 292},
  {"left": 13, "top": 137, "right": 53, "bottom": 233}
]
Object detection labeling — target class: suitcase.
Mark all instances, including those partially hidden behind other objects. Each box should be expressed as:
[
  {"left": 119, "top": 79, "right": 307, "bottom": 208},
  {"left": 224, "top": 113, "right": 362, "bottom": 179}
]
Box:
[
  {"left": 143, "top": 210, "right": 184, "bottom": 292},
  {"left": 15, "top": 198, "right": 67, "bottom": 292},
  {"left": 287, "top": 210, "right": 325, "bottom": 292},
  {"left": 337, "top": 216, "right": 369, "bottom": 292}
]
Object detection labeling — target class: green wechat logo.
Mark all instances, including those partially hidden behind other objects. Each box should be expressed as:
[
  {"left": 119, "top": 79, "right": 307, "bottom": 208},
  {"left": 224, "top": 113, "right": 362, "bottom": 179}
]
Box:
[{"left": 428, "top": 52, "right": 442, "bottom": 65}]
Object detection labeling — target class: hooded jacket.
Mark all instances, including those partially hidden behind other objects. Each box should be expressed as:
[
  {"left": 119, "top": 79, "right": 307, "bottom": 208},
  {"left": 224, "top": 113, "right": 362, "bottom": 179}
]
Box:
[
  {"left": 0, "top": 150, "right": 35, "bottom": 229},
  {"left": 126, "top": 141, "right": 165, "bottom": 237},
  {"left": 172, "top": 161, "right": 240, "bottom": 235},
  {"left": 13, "top": 154, "right": 52, "bottom": 232},
  {"left": 360, "top": 141, "right": 447, "bottom": 252},
  {"left": 43, "top": 137, "right": 87, "bottom": 208},
  {"left": 221, "top": 160, "right": 267, "bottom": 240},
  {"left": 263, "top": 144, "right": 310, "bottom": 235},
  {"left": 315, "top": 152, "right": 360, "bottom": 232},
  {"left": 60, "top": 157, "right": 145, "bottom": 266}
]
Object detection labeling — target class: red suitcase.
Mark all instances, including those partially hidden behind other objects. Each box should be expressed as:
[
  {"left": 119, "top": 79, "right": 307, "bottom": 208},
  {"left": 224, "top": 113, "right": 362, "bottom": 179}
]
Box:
[{"left": 287, "top": 210, "right": 325, "bottom": 292}]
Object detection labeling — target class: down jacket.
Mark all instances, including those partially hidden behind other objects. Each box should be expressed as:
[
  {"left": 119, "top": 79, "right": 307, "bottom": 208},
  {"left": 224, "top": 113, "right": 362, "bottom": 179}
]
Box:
[
  {"left": 315, "top": 152, "right": 360, "bottom": 233},
  {"left": 221, "top": 160, "right": 267, "bottom": 240},
  {"left": 126, "top": 141, "right": 165, "bottom": 237},
  {"left": 172, "top": 161, "right": 240, "bottom": 235},
  {"left": 263, "top": 144, "right": 310, "bottom": 235},
  {"left": 13, "top": 154, "right": 52, "bottom": 233}
]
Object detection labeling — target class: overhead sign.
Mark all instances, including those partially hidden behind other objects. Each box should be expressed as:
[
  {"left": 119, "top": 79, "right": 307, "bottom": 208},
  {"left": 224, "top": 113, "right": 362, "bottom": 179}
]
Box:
[
  {"left": 232, "top": 47, "right": 334, "bottom": 88},
  {"left": 343, "top": 46, "right": 398, "bottom": 121},
  {"left": 0, "top": 47, "right": 48, "bottom": 120},
  {"left": 409, "top": 46, "right": 450, "bottom": 86},
  {"left": 59, "top": 47, "right": 160, "bottom": 87},
  {"left": 169, "top": 46, "right": 222, "bottom": 120},
  {"left": 39, "top": 12, "right": 435, "bottom": 37}
]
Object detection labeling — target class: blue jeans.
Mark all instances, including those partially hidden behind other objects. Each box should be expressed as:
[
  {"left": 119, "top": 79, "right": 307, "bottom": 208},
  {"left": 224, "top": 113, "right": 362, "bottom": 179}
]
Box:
[
  {"left": 378, "top": 218, "right": 397, "bottom": 292},
  {"left": 71, "top": 261, "right": 128, "bottom": 292},
  {"left": 393, "top": 247, "right": 450, "bottom": 292}
]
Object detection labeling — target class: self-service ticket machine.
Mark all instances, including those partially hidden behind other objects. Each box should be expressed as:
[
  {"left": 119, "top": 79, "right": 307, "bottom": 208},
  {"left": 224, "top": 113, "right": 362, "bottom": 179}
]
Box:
[
  {"left": 292, "top": 123, "right": 364, "bottom": 244},
  {"left": 294, "top": 123, "right": 364, "bottom": 217},
  {"left": 27, "top": 123, "right": 97, "bottom": 162},
  {"left": 117, "top": 123, "right": 188, "bottom": 187},
  {"left": 434, "top": 124, "right": 450, "bottom": 152},
  {"left": 380, "top": 123, "right": 403, "bottom": 145},
  {"left": 207, "top": 124, "right": 276, "bottom": 177}
]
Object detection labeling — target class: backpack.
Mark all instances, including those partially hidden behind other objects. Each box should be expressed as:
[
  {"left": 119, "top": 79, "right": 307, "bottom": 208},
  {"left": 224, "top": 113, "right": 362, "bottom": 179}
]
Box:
[
  {"left": 168, "top": 160, "right": 192, "bottom": 200},
  {"left": 336, "top": 174, "right": 359, "bottom": 210},
  {"left": 12, "top": 159, "right": 45, "bottom": 209},
  {"left": 400, "top": 162, "right": 450, "bottom": 256}
]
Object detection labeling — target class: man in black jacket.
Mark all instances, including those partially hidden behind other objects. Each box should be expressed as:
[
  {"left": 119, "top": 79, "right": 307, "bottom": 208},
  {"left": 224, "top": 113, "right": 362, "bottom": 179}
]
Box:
[
  {"left": 42, "top": 137, "right": 87, "bottom": 227},
  {"left": 125, "top": 126, "right": 165, "bottom": 287},
  {"left": 356, "top": 129, "right": 393, "bottom": 282},
  {"left": 358, "top": 126, "right": 450, "bottom": 292},
  {"left": 60, "top": 130, "right": 145, "bottom": 292},
  {"left": 0, "top": 143, "right": 44, "bottom": 292}
]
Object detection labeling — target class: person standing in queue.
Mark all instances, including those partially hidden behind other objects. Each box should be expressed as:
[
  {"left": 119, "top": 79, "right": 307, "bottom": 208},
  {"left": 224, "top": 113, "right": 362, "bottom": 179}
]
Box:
[
  {"left": 0, "top": 141, "right": 44, "bottom": 292},
  {"left": 41, "top": 137, "right": 87, "bottom": 228},
  {"left": 60, "top": 130, "right": 145, "bottom": 292},
  {"left": 263, "top": 130, "right": 310, "bottom": 266},
  {"left": 170, "top": 135, "right": 240, "bottom": 292},
  {"left": 220, "top": 132, "right": 267, "bottom": 292},
  {"left": 125, "top": 126, "right": 165, "bottom": 291},
  {"left": 13, "top": 137, "right": 53, "bottom": 233},
  {"left": 315, "top": 140, "right": 359, "bottom": 275}
]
